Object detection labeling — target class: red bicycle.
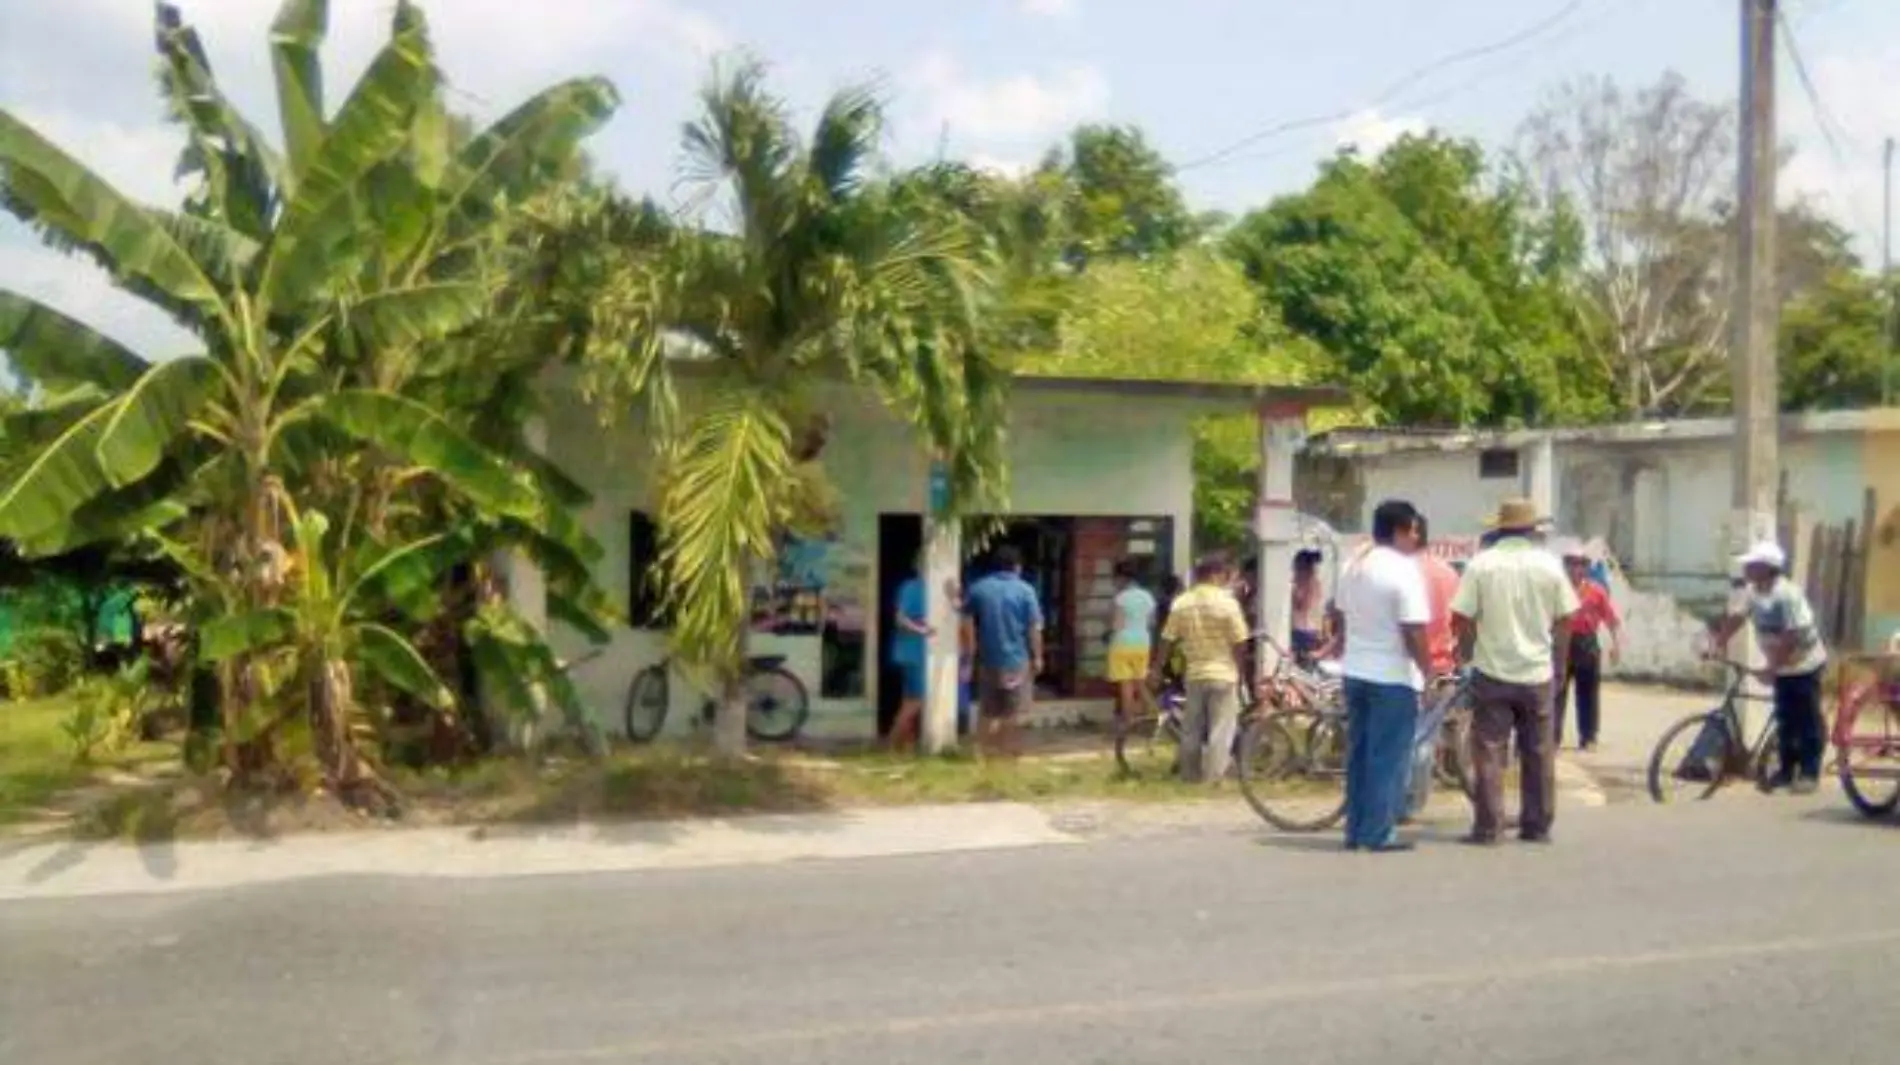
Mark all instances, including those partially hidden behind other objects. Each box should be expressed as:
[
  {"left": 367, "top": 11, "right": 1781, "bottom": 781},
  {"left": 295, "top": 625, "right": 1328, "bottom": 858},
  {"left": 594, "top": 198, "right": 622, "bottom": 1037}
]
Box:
[{"left": 1829, "top": 653, "right": 1900, "bottom": 818}]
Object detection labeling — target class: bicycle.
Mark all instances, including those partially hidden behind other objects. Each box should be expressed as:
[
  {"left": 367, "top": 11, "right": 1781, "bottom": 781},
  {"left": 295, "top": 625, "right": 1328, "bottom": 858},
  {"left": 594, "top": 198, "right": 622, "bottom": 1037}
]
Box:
[
  {"left": 1111, "top": 634, "right": 1311, "bottom": 780},
  {"left": 1828, "top": 653, "right": 1900, "bottom": 818},
  {"left": 623, "top": 652, "right": 811, "bottom": 744},
  {"left": 1645, "top": 659, "right": 1780, "bottom": 803},
  {"left": 1237, "top": 664, "right": 1475, "bottom": 833}
]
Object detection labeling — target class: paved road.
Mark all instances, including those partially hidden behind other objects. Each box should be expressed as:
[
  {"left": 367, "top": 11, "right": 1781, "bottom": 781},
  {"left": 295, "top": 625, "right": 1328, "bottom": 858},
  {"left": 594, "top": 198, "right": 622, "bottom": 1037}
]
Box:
[{"left": 5, "top": 791, "right": 1899, "bottom": 1065}]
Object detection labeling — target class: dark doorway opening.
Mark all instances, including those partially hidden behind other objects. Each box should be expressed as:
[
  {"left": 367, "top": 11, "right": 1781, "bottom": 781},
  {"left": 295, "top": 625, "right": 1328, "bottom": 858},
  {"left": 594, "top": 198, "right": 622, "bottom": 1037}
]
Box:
[
  {"left": 969, "top": 517, "right": 1077, "bottom": 698},
  {"left": 875, "top": 513, "right": 924, "bottom": 737}
]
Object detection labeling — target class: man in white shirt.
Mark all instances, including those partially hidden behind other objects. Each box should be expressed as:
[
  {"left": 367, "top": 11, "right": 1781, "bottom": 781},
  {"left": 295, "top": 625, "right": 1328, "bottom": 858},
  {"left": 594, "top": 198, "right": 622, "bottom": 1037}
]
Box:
[
  {"left": 1450, "top": 498, "right": 1579, "bottom": 845},
  {"left": 1330, "top": 499, "right": 1435, "bottom": 853}
]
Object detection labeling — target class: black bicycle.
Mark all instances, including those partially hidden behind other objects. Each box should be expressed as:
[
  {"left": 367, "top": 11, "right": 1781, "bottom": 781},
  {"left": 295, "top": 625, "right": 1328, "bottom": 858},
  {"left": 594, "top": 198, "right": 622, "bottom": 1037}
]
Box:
[
  {"left": 1646, "top": 659, "right": 1779, "bottom": 802},
  {"left": 623, "top": 653, "right": 811, "bottom": 744}
]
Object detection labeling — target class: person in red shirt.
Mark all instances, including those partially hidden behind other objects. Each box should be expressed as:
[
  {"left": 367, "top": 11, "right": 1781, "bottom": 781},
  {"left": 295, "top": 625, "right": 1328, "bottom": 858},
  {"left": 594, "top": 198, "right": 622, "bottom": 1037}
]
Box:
[
  {"left": 1555, "top": 542, "right": 1621, "bottom": 750},
  {"left": 1414, "top": 518, "right": 1462, "bottom": 679}
]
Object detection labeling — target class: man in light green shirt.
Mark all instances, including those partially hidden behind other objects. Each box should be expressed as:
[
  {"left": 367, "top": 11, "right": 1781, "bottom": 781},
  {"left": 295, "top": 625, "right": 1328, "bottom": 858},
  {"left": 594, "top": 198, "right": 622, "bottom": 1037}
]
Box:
[{"left": 1450, "top": 499, "right": 1579, "bottom": 845}]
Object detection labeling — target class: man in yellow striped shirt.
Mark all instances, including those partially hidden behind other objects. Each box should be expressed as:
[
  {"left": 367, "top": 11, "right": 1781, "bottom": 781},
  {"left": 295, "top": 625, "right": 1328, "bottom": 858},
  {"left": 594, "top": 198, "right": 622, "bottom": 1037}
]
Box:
[{"left": 1151, "top": 554, "right": 1251, "bottom": 782}]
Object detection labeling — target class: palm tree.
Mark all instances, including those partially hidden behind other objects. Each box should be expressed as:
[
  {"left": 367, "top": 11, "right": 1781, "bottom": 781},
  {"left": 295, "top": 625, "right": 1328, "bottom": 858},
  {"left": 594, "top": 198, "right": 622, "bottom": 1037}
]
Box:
[
  {"left": 0, "top": 0, "right": 621, "bottom": 799},
  {"left": 578, "top": 61, "right": 1011, "bottom": 758}
]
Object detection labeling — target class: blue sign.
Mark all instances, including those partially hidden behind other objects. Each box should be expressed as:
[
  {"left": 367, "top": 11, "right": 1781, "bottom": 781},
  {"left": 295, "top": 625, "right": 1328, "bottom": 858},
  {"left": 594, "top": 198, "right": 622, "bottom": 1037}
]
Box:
[{"left": 928, "top": 461, "right": 950, "bottom": 516}]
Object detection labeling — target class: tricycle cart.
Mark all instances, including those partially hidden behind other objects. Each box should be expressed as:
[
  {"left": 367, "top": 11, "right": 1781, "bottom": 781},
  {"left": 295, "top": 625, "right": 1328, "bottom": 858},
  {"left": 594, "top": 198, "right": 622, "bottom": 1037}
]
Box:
[{"left": 1829, "top": 652, "right": 1900, "bottom": 818}]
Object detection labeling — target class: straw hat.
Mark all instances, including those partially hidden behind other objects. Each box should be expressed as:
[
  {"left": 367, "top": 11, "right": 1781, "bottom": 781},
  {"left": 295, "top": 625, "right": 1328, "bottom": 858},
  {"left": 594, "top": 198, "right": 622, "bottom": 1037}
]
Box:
[{"left": 1484, "top": 497, "right": 1545, "bottom": 531}]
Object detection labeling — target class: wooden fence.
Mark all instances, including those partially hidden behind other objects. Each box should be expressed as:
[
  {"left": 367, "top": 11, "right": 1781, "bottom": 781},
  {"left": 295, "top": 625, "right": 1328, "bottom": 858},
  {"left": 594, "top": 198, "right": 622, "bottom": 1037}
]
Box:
[{"left": 1784, "top": 482, "right": 1876, "bottom": 651}]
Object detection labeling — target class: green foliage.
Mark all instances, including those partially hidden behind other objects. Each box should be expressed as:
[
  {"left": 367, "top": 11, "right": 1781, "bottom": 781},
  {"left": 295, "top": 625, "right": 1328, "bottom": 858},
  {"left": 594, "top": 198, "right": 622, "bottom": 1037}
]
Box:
[
  {"left": 0, "top": 0, "right": 622, "bottom": 802},
  {"left": 1781, "top": 269, "right": 1889, "bottom": 412},
  {"left": 1226, "top": 134, "right": 1597, "bottom": 428},
  {"left": 63, "top": 660, "right": 151, "bottom": 763},
  {"left": 2, "top": 627, "right": 83, "bottom": 699},
  {"left": 1043, "top": 124, "right": 1196, "bottom": 265},
  {"left": 571, "top": 60, "right": 1011, "bottom": 757}
]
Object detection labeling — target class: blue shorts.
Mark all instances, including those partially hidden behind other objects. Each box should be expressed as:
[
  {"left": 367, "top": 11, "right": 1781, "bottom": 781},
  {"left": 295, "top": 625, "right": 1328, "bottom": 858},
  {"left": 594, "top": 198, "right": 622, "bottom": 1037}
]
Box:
[{"left": 898, "top": 659, "right": 926, "bottom": 700}]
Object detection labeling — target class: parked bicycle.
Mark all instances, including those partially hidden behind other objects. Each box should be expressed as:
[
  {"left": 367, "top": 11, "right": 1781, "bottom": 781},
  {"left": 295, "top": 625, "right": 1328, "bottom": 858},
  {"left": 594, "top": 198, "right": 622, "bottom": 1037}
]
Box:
[
  {"left": 1645, "top": 658, "right": 1779, "bottom": 802},
  {"left": 623, "top": 652, "right": 811, "bottom": 744},
  {"left": 1829, "top": 653, "right": 1900, "bottom": 818},
  {"left": 1112, "top": 634, "right": 1313, "bottom": 780},
  {"left": 1237, "top": 666, "right": 1475, "bottom": 833}
]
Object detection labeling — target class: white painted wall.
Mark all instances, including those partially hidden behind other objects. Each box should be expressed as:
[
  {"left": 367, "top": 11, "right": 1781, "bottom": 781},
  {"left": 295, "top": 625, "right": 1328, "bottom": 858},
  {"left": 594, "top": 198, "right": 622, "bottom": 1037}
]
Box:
[{"left": 539, "top": 382, "right": 1207, "bottom": 741}]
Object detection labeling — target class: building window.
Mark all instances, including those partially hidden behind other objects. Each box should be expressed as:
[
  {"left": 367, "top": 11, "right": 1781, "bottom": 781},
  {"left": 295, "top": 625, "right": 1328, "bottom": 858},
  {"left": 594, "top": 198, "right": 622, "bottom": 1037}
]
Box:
[
  {"left": 627, "top": 511, "right": 670, "bottom": 629},
  {"left": 1478, "top": 448, "right": 1519, "bottom": 480}
]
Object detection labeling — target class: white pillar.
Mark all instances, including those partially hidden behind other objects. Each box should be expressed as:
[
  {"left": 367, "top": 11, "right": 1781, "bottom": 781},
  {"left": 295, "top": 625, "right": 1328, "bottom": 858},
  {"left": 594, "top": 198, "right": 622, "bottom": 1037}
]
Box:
[
  {"left": 1254, "top": 403, "right": 1306, "bottom": 678},
  {"left": 1523, "top": 433, "right": 1556, "bottom": 522},
  {"left": 921, "top": 461, "right": 962, "bottom": 754}
]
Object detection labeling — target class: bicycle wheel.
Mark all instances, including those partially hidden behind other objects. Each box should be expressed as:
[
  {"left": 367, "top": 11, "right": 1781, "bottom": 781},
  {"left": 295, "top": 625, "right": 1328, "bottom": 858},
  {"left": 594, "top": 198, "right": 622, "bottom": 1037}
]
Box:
[
  {"left": 744, "top": 667, "right": 810, "bottom": 742},
  {"left": 1434, "top": 704, "right": 1476, "bottom": 799},
  {"left": 1646, "top": 711, "right": 1734, "bottom": 803},
  {"left": 623, "top": 665, "right": 670, "bottom": 744},
  {"left": 1837, "top": 699, "right": 1900, "bottom": 817},
  {"left": 1115, "top": 712, "right": 1182, "bottom": 779},
  {"left": 1750, "top": 720, "right": 1782, "bottom": 792},
  {"left": 1238, "top": 712, "right": 1347, "bottom": 832}
]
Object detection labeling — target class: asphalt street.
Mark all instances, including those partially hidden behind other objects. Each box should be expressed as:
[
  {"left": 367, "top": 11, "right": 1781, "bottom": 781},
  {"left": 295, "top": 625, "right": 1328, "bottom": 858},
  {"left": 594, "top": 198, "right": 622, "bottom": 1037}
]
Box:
[{"left": 5, "top": 787, "right": 1900, "bottom": 1065}]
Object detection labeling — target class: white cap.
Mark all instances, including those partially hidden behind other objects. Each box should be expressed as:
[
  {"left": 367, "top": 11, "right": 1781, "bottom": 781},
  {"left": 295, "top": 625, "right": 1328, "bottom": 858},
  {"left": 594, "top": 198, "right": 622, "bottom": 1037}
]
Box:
[{"left": 1735, "top": 540, "right": 1786, "bottom": 571}]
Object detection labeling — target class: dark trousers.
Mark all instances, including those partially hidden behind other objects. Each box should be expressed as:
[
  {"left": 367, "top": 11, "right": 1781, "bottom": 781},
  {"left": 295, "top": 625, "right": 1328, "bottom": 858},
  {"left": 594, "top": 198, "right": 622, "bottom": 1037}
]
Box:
[
  {"left": 1470, "top": 673, "right": 1556, "bottom": 840},
  {"left": 1553, "top": 633, "right": 1601, "bottom": 748},
  {"left": 1772, "top": 668, "right": 1825, "bottom": 782},
  {"left": 1343, "top": 678, "right": 1419, "bottom": 849}
]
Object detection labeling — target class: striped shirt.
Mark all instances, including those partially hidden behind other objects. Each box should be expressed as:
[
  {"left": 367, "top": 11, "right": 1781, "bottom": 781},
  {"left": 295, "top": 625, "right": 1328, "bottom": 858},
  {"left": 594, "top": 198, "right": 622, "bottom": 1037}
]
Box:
[{"left": 1161, "top": 583, "right": 1251, "bottom": 685}]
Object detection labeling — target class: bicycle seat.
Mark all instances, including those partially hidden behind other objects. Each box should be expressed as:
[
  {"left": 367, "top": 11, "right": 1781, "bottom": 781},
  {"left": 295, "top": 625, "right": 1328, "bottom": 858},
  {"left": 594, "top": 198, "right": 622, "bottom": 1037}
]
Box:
[{"left": 747, "top": 654, "right": 788, "bottom": 672}]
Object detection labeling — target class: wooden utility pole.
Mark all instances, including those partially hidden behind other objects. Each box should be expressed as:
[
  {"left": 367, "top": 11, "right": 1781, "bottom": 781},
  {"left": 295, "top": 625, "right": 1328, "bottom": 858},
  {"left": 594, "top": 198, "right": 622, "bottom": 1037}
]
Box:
[{"left": 1731, "top": 0, "right": 1779, "bottom": 551}]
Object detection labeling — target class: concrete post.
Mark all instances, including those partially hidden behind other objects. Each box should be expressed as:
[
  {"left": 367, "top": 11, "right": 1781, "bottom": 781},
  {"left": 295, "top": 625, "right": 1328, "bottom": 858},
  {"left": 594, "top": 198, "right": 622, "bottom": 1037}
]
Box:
[
  {"left": 1254, "top": 403, "right": 1306, "bottom": 677},
  {"left": 491, "top": 416, "right": 550, "bottom": 748},
  {"left": 921, "top": 461, "right": 962, "bottom": 754}
]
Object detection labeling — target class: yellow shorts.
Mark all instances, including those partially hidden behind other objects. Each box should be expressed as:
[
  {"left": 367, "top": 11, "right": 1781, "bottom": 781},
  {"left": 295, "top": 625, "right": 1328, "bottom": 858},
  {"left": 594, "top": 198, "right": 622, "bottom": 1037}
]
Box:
[{"left": 1106, "top": 646, "right": 1151, "bottom": 682}]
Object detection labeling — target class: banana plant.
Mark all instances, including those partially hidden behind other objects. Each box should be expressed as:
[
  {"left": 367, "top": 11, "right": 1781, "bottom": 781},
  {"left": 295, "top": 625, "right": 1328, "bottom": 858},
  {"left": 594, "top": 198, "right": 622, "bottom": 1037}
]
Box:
[{"left": 0, "top": 0, "right": 623, "bottom": 792}]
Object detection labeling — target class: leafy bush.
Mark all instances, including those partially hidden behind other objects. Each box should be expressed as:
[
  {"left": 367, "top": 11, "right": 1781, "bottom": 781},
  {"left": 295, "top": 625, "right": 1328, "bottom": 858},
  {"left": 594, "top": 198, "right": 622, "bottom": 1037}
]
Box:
[
  {"left": 61, "top": 661, "right": 151, "bottom": 763},
  {"left": 1, "top": 628, "right": 85, "bottom": 699}
]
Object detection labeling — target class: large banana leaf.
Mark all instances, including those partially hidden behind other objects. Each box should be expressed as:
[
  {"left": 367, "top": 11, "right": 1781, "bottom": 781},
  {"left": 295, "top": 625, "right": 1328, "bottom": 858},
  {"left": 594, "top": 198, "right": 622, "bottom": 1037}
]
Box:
[
  {"left": 94, "top": 356, "right": 218, "bottom": 489},
  {"left": 303, "top": 390, "right": 536, "bottom": 518},
  {"left": 445, "top": 79, "right": 620, "bottom": 230},
  {"left": 19, "top": 445, "right": 208, "bottom": 557},
  {"left": 0, "top": 289, "right": 150, "bottom": 390},
  {"left": 352, "top": 283, "right": 486, "bottom": 351},
  {"left": 269, "top": 0, "right": 329, "bottom": 194},
  {"left": 259, "top": 5, "right": 434, "bottom": 309},
  {"left": 154, "top": 211, "right": 261, "bottom": 292},
  {"left": 155, "top": 3, "right": 282, "bottom": 238},
  {"left": 0, "top": 111, "right": 225, "bottom": 318},
  {"left": 0, "top": 401, "right": 118, "bottom": 545},
  {"left": 200, "top": 607, "right": 297, "bottom": 662},
  {"left": 355, "top": 622, "right": 452, "bottom": 708}
]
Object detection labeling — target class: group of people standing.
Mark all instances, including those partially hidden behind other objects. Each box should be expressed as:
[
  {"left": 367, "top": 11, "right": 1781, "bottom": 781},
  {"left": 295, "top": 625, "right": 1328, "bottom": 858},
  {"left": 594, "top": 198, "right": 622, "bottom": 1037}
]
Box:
[{"left": 1333, "top": 497, "right": 1620, "bottom": 851}]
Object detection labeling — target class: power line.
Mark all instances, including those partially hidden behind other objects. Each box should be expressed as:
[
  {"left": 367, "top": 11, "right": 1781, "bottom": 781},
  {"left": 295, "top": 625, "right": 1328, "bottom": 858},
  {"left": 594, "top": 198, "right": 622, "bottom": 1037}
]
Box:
[
  {"left": 1200, "top": 0, "right": 1637, "bottom": 173},
  {"left": 1176, "top": 0, "right": 1589, "bottom": 172},
  {"left": 1776, "top": 5, "right": 1883, "bottom": 245}
]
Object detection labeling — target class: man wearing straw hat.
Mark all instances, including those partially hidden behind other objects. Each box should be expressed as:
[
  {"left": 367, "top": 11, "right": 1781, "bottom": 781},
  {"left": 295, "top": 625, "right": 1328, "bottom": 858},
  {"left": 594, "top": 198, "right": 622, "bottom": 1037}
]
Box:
[{"left": 1450, "top": 498, "right": 1579, "bottom": 845}]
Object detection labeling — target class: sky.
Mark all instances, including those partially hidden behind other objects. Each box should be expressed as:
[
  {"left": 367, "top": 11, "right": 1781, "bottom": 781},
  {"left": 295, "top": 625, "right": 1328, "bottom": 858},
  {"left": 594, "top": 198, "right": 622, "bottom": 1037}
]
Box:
[{"left": 2, "top": 0, "right": 1896, "bottom": 359}]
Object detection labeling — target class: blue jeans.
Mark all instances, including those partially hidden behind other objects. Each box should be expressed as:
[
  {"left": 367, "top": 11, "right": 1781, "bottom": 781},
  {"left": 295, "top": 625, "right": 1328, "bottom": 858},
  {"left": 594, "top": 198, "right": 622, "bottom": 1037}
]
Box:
[{"left": 1344, "top": 678, "right": 1421, "bottom": 849}]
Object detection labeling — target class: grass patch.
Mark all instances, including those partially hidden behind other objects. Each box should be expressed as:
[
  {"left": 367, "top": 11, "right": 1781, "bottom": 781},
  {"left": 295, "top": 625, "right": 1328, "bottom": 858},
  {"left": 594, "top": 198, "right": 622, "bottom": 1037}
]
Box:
[
  {"left": 63, "top": 742, "right": 1232, "bottom": 842},
  {"left": 0, "top": 696, "right": 173, "bottom": 827}
]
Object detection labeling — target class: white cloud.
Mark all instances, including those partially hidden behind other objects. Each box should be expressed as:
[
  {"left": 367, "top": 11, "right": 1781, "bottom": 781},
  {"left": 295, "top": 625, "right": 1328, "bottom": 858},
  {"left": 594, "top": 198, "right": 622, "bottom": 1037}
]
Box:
[
  {"left": 1333, "top": 109, "right": 1427, "bottom": 155},
  {"left": 1019, "top": 0, "right": 1078, "bottom": 17},
  {"left": 1777, "top": 46, "right": 1900, "bottom": 263},
  {"left": 969, "top": 153, "right": 1034, "bottom": 179},
  {"left": 908, "top": 53, "right": 1108, "bottom": 146}
]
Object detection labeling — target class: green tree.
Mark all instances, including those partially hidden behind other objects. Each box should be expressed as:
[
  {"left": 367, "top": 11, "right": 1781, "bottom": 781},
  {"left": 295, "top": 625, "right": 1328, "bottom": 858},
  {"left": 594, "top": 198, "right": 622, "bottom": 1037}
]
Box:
[
  {"left": 0, "top": 0, "right": 616, "bottom": 800},
  {"left": 574, "top": 62, "right": 1009, "bottom": 758},
  {"left": 1780, "top": 267, "right": 1888, "bottom": 411},
  {"left": 1042, "top": 124, "right": 1196, "bottom": 265},
  {"left": 1019, "top": 249, "right": 1327, "bottom": 547}
]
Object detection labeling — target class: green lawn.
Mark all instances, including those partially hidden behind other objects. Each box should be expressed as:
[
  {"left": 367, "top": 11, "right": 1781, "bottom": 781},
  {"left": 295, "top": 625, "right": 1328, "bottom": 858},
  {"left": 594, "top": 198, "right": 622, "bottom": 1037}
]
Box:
[{"left": 0, "top": 696, "right": 173, "bottom": 828}]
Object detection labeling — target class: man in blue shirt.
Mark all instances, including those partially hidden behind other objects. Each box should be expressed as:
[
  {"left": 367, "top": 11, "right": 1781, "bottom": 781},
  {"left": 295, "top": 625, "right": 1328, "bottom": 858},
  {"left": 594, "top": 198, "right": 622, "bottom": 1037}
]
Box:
[
  {"left": 887, "top": 557, "right": 931, "bottom": 750},
  {"left": 960, "top": 545, "right": 1044, "bottom": 756}
]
